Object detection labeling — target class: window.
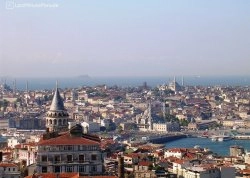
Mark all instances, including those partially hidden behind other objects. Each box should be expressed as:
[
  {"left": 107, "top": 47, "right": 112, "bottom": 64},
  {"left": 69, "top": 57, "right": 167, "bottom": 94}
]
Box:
[
  {"left": 79, "top": 165, "right": 85, "bottom": 172},
  {"left": 90, "top": 166, "right": 97, "bottom": 172},
  {"left": 79, "top": 155, "right": 84, "bottom": 162},
  {"left": 42, "top": 155, "right": 48, "bottom": 162},
  {"left": 65, "top": 145, "right": 73, "bottom": 151},
  {"left": 79, "top": 145, "right": 86, "bottom": 151},
  {"left": 13, "top": 168, "right": 15, "bottom": 171},
  {"left": 54, "top": 155, "right": 60, "bottom": 163},
  {"left": 91, "top": 155, "right": 97, "bottom": 161},
  {"left": 67, "top": 155, "right": 73, "bottom": 163},
  {"left": 54, "top": 166, "right": 60, "bottom": 173},
  {"left": 42, "top": 167, "right": 47, "bottom": 173},
  {"left": 66, "top": 166, "right": 73, "bottom": 172}
]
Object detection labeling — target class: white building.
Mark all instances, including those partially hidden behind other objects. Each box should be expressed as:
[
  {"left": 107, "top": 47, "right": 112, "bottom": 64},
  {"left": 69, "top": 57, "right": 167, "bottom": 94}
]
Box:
[
  {"left": 184, "top": 166, "right": 220, "bottom": 178},
  {"left": 81, "top": 121, "right": 100, "bottom": 133},
  {"left": 14, "top": 143, "right": 37, "bottom": 166},
  {"left": 164, "top": 148, "right": 186, "bottom": 159},
  {"left": 184, "top": 165, "right": 235, "bottom": 178},
  {"left": 0, "top": 119, "right": 9, "bottom": 129},
  {"left": 101, "top": 119, "right": 112, "bottom": 128},
  {"left": 7, "top": 137, "right": 23, "bottom": 148},
  {"left": 0, "top": 163, "right": 21, "bottom": 178}
]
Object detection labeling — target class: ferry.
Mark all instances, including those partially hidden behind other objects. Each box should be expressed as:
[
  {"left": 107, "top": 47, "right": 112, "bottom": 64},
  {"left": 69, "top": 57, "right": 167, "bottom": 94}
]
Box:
[
  {"left": 217, "top": 136, "right": 233, "bottom": 142},
  {"left": 211, "top": 136, "right": 218, "bottom": 141},
  {"left": 210, "top": 135, "right": 233, "bottom": 142}
]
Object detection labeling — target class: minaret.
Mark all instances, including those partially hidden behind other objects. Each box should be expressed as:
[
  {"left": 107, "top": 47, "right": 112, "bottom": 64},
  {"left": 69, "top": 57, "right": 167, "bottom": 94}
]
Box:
[
  {"left": 26, "top": 81, "right": 29, "bottom": 93},
  {"left": 162, "top": 102, "right": 166, "bottom": 118},
  {"left": 182, "top": 76, "right": 184, "bottom": 86},
  {"left": 46, "top": 82, "right": 69, "bottom": 132},
  {"left": 12, "top": 79, "right": 16, "bottom": 95},
  {"left": 173, "top": 76, "right": 176, "bottom": 91},
  {"left": 147, "top": 101, "right": 153, "bottom": 131}
]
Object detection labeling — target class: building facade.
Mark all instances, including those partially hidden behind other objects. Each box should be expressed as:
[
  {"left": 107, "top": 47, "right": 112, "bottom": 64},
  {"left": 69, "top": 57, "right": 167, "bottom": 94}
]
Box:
[
  {"left": 37, "top": 85, "right": 104, "bottom": 175},
  {"left": 36, "top": 124, "right": 103, "bottom": 175}
]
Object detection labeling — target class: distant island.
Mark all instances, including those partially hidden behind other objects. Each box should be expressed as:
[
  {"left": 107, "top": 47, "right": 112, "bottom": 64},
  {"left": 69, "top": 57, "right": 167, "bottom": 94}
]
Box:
[{"left": 76, "top": 75, "right": 91, "bottom": 79}]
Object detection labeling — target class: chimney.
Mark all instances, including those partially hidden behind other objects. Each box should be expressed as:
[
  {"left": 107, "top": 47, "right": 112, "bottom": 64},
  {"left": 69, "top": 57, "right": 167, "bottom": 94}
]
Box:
[{"left": 118, "top": 154, "right": 124, "bottom": 178}]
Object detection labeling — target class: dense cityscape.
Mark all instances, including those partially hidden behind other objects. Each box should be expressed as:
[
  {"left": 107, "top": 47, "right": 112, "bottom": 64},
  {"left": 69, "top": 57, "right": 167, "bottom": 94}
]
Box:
[
  {"left": 1, "top": 78, "right": 250, "bottom": 178},
  {"left": 2, "top": 0, "right": 250, "bottom": 177}
]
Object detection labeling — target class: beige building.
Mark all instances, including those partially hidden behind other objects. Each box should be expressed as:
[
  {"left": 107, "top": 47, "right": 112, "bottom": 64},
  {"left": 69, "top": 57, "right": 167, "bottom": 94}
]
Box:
[
  {"left": 184, "top": 165, "right": 235, "bottom": 178},
  {"left": 153, "top": 122, "right": 180, "bottom": 132}
]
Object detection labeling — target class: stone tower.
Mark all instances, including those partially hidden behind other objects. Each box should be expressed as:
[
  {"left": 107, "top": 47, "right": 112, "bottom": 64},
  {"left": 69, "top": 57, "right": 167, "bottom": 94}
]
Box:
[{"left": 46, "top": 83, "right": 69, "bottom": 132}]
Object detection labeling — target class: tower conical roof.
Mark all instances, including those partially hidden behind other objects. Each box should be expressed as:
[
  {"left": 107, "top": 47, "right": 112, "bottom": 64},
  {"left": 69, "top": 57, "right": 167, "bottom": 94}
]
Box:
[{"left": 49, "top": 85, "right": 65, "bottom": 111}]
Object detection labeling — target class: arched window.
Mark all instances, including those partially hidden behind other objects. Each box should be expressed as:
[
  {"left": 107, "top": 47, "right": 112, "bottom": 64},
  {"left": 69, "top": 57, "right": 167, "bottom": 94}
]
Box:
[{"left": 58, "top": 119, "right": 62, "bottom": 125}]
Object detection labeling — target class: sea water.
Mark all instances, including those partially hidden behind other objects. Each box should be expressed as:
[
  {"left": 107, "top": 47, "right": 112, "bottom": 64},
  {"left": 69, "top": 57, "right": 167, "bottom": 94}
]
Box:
[
  {"left": 2, "top": 75, "right": 250, "bottom": 90},
  {"left": 165, "top": 137, "right": 250, "bottom": 156}
]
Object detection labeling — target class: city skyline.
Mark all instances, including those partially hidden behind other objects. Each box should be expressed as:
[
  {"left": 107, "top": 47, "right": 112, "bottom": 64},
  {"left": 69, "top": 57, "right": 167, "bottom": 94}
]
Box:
[{"left": 1, "top": 0, "right": 250, "bottom": 77}]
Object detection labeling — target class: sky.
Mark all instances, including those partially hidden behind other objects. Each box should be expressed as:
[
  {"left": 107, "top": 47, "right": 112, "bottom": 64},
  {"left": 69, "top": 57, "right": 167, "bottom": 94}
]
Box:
[{"left": 0, "top": 0, "right": 250, "bottom": 78}]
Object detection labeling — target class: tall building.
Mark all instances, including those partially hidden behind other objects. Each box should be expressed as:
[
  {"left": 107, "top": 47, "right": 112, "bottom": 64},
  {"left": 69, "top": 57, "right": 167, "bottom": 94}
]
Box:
[
  {"left": 36, "top": 83, "right": 104, "bottom": 175},
  {"left": 46, "top": 84, "right": 69, "bottom": 132}
]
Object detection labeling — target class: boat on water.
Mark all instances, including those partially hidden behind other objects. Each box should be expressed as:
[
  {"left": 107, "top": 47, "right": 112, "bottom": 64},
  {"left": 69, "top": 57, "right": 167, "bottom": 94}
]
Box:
[
  {"left": 218, "top": 136, "right": 233, "bottom": 142},
  {"left": 210, "top": 134, "right": 233, "bottom": 142},
  {"left": 211, "top": 136, "right": 217, "bottom": 141}
]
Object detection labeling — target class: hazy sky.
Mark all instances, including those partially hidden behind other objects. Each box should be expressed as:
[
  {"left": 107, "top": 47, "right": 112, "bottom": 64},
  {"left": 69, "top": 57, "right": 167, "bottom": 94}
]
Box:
[{"left": 1, "top": 0, "right": 250, "bottom": 77}]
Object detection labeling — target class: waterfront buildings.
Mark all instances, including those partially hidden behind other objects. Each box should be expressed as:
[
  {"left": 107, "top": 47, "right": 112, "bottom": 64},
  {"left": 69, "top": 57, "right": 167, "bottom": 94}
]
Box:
[{"left": 3, "top": 80, "right": 250, "bottom": 177}]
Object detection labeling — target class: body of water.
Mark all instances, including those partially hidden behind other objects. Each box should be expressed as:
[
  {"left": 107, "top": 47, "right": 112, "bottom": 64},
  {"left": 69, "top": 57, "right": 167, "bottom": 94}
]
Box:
[
  {"left": 1, "top": 75, "right": 250, "bottom": 90},
  {"left": 165, "top": 137, "right": 250, "bottom": 156}
]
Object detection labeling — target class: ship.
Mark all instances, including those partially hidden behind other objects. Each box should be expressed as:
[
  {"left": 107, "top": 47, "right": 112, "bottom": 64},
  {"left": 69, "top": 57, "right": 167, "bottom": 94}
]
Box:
[
  {"left": 210, "top": 133, "right": 233, "bottom": 142},
  {"left": 217, "top": 136, "right": 233, "bottom": 142}
]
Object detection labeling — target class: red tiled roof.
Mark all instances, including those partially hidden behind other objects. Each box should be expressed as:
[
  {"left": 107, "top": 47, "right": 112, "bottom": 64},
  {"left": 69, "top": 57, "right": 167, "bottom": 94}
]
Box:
[
  {"left": 38, "top": 133, "right": 100, "bottom": 146},
  {"left": 0, "top": 163, "right": 18, "bottom": 167},
  {"left": 80, "top": 176, "right": 118, "bottom": 178},
  {"left": 138, "top": 161, "right": 152, "bottom": 166},
  {"left": 167, "top": 148, "right": 187, "bottom": 153},
  {"left": 173, "top": 159, "right": 186, "bottom": 164},
  {"left": 25, "top": 173, "right": 79, "bottom": 178}
]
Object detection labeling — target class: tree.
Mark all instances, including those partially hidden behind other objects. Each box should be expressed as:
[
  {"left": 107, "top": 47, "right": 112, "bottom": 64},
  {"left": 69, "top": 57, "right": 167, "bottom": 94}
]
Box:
[
  {"left": 0, "top": 99, "right": 9, "bottom": 111},
  {"left": 117, "top": 125, "right": 123, "bottom": 133},
  {"left": 180, "top": 119, "right": 190, "bottom": 126},
  {"left": 165, "top": 114, "right": 179, "bottom": 123}
]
